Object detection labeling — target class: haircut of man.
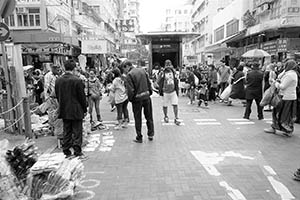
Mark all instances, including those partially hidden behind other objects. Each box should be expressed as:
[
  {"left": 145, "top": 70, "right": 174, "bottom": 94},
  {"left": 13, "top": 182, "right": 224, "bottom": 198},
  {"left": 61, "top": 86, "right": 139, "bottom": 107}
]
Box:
[{"left": 55, "top": 60, "right": 87, "bottom": 159}]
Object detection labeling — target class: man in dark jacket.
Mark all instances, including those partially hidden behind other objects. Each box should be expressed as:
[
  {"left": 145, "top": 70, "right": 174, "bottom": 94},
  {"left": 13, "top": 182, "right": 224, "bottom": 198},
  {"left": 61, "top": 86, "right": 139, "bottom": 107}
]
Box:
[
  {"left": 157, "top": 60, "right": 181, "bottom": 125},
  {"left": 122, "top": 61, "right": 154, "bottom": 143},
  {"left": 243, "top": 62, "right": 264, "bottom": 120},
  {"left": 55, "top": 60, "right": 87, "bottom": 159}
]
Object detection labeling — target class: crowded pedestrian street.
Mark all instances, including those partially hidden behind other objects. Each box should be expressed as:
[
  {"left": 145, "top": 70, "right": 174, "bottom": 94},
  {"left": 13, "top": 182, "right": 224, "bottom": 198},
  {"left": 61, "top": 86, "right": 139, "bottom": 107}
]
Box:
[{"left": 73, "top": 95, "right": 300, "bottom": 200}]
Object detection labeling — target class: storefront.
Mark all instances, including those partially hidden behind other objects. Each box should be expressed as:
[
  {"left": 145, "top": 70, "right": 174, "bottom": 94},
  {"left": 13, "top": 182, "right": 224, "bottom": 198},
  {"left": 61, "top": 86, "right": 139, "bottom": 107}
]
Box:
[{"left": 11, "top": 30, "right": 80, "bottom": 71}]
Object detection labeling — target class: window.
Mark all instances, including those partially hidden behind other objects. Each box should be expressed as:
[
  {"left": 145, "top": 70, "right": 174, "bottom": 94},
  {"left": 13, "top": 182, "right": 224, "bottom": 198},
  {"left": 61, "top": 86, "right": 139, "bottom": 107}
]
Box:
[
  {"left": 226, "top": 19, "right": 239, "bottom": 37},
  {"left": 166, "top": 9, "right": 171, "bottom": 15},
  {"left": 214, "top": 25, "right": 224, "bottom": 42},
  {"left": 15, "top": 7, "right": 40, "bottom": 27},
  {"left": 4, "top": 15, "right": 15, "bottom": 27},
  {"left": 178, "top": 10, "right": 182, "bottom": 14},
  {"left": 184, "top": 9, "right": 188, "bottom": 14}
]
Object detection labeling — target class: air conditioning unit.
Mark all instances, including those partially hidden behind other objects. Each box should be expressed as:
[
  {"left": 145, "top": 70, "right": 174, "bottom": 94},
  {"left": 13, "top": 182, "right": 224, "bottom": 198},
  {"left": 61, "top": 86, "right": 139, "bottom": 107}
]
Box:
[{"left": 16, "top": 7, "right": 28, "bottom": 14}]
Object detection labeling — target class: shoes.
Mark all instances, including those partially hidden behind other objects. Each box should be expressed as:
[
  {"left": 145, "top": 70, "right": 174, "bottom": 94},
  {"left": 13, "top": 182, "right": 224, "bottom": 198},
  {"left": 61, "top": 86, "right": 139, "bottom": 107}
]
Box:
[
  {"left": 283, "top": 132, "right": 292, "bottom": 137},
  {"left": 122, "top": 122, "right": 128, "bottom": 128},
  {"left": 264, "top": 127, "right": 276, "bottom": 134},
  {"left": 258, "top": 117, "right": 264, "bottom": 120},
  {"left": 111, "top": 106, "right": 116, "bottom": 112},
  {"left": 243, "top": 116, "right": 249, "bottom": 120},
  {"left": 174, "top": 118, "right": 181, "bottom": 126},
  {"left": 198, "top": 101, "right": 202, "bottom": 107},
  {"left": 133, "top": 139, "right": 143, "bottom": 143},
  {"left": 293, "top": 169, "right": 300, "bottom": 181},
  {"left": 75, "top": 153, "right": 88, "bottom": 161},
  {"left": 148, "top": 136, "right": 153, "bottom": 141},
  {"left": 164, "top": 116, "right": 169, "bottom": 123},
  {"left": 114, "top": 124, "right": 122, "bottom": 130}
]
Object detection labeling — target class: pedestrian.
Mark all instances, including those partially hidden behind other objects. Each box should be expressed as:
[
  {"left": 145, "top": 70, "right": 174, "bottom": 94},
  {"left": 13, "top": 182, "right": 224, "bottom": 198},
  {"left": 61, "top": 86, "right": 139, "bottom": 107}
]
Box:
[
  {"left": 55, "top": 60, "right": 87, "bottom": 159},
  {"left": 208, "top": 64, "right": 218, "bottom": 102},
  {"left": 227, "top": 64, "right": 246, "bottom": 106},
  {"left": 243, "top": 62, "right": 264, "bottom": 120},
  {"left": 264, "top": 59, "right": 298, "bottom": 136},
  {"left": 109, "top": 68, "right": 129, "bottom": 130},
  {"left": 157, "top": 60, "right": 181, "bottom": 125},
  {"left": 44, "top": 65, "right": 60, "bottom": 99},
  {"left": 263, "top": 63, "right": 277, "bottom": 111},
  {"left": 32, "top": 69, "right": 44, "bottom": 105},
  {"left": 185, "top": 66, "right": 196, "bottom": 104},
  {"left": 217, "top": 61, "right": 231, "bottom": 101},
  {"left": 87, "top": 69, "right": 103, "bottom": 124},
  {"left": 122, "top": 60, "right": 154, "bottom": 143}
]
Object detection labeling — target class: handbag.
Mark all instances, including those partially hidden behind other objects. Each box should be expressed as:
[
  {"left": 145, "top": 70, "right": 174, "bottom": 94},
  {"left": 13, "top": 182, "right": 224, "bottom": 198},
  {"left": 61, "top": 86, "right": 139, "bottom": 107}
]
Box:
[
  {"left": 270, "top": 89, "right": 282, "bottom": 108},
  {"left": 220, "top": 84, "right": 232, "bottom": 100},
  {"left": 260, "top": 84, "right": 276, "bottom": 106}
]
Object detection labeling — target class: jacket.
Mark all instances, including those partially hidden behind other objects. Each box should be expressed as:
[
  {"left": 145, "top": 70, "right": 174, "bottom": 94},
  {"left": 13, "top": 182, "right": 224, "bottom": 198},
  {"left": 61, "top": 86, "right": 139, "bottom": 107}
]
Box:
[
  {"left": 229, "top": 70, "right": 245, "bottom": 99},
  {"left": 276, "top": 70, "right": 298, "bottom": 100},
  {"left": 245, "top": 69, "right": 264, "bottom": 100},
  {"left": 126, "top": 67, "right": 153, "bottom": 102},
  {"left": 157, "top": 67, "right": 179, "bottom": 96},
  {"left": 109, "top": 77, "right": 128, "bottom": 104},
  {"left": 55, "top": 72, "right": 87, "bottom": 120}
]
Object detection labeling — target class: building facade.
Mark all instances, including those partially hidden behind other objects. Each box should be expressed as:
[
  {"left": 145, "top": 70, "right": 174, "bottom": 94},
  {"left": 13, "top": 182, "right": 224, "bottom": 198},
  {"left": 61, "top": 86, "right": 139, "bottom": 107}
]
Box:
[
  {"left": 209, "top": 0, "right": 300, "bottom": 64},
  {"left": 190, "top": 0, "right": 234, "bottom": 64},
  {"left": 4, "top": 0, "right": 124, "bottom": 69}
]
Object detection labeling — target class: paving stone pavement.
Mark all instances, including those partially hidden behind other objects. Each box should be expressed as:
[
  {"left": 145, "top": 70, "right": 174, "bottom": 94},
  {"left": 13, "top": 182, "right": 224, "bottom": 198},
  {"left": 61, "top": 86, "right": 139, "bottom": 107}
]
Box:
[{"left": 74, "top": 95, "right": 300, "bottom": 200}]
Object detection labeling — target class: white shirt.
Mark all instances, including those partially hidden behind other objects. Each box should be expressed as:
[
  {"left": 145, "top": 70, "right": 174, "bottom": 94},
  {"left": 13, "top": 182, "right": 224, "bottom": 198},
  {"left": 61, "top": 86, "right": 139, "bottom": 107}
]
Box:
[{"left": 44, "top": 71, "right": 57, "bottom": 99}]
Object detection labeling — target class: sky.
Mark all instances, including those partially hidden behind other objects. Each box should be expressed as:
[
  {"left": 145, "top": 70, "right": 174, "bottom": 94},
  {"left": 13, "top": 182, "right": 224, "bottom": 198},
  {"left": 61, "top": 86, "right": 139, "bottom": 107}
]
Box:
[{"left": 139, "top": 0, "right": 187, "bottom": 33}]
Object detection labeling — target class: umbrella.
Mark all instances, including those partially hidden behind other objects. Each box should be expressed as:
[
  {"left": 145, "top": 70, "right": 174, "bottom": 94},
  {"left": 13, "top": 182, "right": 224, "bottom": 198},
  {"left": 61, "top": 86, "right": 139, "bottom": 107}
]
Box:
[
  {"left": 23, "top": 65, "right": 34, "bottom": 71},
  {"left": 242, "top": 49, "right": 271, "bottom": 58}
]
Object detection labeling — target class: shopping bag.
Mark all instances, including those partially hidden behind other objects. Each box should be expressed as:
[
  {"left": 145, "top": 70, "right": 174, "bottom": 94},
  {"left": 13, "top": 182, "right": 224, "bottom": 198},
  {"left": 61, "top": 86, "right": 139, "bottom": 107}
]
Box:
[
  {"left": 270, "top": 91, "right": 282, "bottom": 108},
  {"left": 220, "top": 85, "right": 232, "bottom": 100},
  {"left": 260, "top": 84, "right": 276, "bottom": 107}
]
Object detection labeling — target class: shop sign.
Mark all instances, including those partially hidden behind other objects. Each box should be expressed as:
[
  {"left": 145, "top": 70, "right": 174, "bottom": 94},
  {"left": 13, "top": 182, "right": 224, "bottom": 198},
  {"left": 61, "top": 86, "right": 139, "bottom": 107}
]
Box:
[
  {"left": 187, "top": 56, "right": 197, "bottom": 62},
  {"left": 277, "top": 38, "right": 288, "bottom": 52},
  {"left": 82, "top": 40, "right": 107, "bottom": 54},
  {"left": 262, "top": 41, "right": 277, "bottom": 55},
  {"left": 287, "top": 38, "right": 300, "bottom": 51},
  {"left": 245, "top": 44, "right": 258, "bottom": 52}
]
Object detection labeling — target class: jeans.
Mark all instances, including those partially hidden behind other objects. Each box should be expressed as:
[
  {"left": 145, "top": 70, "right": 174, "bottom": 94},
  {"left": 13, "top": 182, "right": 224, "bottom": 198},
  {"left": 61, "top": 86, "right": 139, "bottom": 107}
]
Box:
[
  {"left": 116, "top": 100, "right": 129, "bottom": 121},
  {"left": 244, "top": 99, "right": 263, "bottom": 119},
  {"left": 88, "top": 96, "right": 101, "bottom": 116},
  {"left": 62, "top": 119, "right": 83, "bottom": 156},
  {"left": 132, "top": 98, "right": 154, "bottom": 140}
]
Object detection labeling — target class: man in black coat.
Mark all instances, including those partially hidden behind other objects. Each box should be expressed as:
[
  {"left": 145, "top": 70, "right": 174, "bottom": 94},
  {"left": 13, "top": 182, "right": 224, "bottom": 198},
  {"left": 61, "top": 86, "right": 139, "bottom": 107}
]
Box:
[
  {"left": 55, "top": 60, "right": 87, "bottom": 159},
  {"left": 122, "top": 61, "right": 154, "bottom": 143},
  {"left": 243, "top": 62, "right": 264, "bottom": 120}
]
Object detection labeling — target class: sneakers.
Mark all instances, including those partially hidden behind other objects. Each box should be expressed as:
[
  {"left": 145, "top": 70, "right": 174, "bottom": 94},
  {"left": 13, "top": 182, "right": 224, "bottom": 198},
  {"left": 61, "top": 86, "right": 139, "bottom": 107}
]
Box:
[
  {"left": 75, "top": 153, "right": 88, "bottom": 161},
  {"left": 264, "top": 127, "right": 275, "bottom": 134},
  {"left": 133, "top": 139, "right": 143, "bottom": 143},
  {"left": 293, "top": 169, "right": 300, "bottom": 181},
  {"left": 114, "top": 124, "right": 122, "bottom": 130},
  {"left": 164, "top": 116, "right": 169, "bottom": 123},
  {"left": 111, "top": 106, "right": 116, "bottom": 112},
  {"left": 122, "top": 121, "right": 128, "bottom": 128},
  {"left": 174, "top": 118, "right": 181, "bottom": 126}
]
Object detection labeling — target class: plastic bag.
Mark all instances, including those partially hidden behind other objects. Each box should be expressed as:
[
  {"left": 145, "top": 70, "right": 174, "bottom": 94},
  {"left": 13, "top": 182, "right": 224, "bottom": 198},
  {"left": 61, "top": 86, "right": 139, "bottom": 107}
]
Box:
[
  {"left": 260, "top": 84, "right": 276, "bottom": 106},
  {"left": 220, "top": 85, "right": 232, "bottom": 100}
]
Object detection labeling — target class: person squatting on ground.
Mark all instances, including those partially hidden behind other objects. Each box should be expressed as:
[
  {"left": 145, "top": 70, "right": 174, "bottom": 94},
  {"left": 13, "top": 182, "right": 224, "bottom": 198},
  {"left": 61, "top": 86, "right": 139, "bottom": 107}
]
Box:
[
  {"left": 243, "top": 62, "right": 264, "bottom": 120},
  {"left": 109, "top": 68, "right": 129, "bottom": 130},
  {"left": 122, "top": 61, "right": 154, "bottom": 143},
  {"left": 264, "top": 59, "right": 298, "bottom": 137},
  {"left": 55, "top": 60, "right": 87, "bottom": 159},
  {"left": 157, "top": 60, "right": 181, "bottom": 125},
  {"left": 87, "top": 69, "right": 102, "bottom": 124}
]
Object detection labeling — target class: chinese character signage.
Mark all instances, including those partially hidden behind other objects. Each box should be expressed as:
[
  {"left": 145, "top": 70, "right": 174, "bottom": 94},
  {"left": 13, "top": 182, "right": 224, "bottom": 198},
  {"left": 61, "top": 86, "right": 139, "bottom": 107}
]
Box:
[
  {"left": 116, "top": 19, "right": 135, "bottom": 32},
  {"left": 82, "top": 40, "right": 107, "bottom": 54}
]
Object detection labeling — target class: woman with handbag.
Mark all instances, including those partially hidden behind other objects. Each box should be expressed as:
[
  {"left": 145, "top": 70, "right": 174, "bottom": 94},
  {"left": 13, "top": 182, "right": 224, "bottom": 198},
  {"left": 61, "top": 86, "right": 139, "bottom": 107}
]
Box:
[
  {"left": 227, "top": 64, "right": 246, "bottom": 106},
  {"left": 87, "top": 69, "right": 103, "bottom": 124},
  {"left": 264, "top": 59, "right": 298, "bottom": 136}
]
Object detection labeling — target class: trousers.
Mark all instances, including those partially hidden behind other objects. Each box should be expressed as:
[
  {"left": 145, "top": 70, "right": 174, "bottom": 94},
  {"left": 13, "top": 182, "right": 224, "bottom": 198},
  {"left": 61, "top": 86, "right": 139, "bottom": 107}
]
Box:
[
  {"left": 132, "top": 98, "right": 154, "bottom": 140},
  {"left": 62, "top": 119, "right": 83, "bottom": 156}
]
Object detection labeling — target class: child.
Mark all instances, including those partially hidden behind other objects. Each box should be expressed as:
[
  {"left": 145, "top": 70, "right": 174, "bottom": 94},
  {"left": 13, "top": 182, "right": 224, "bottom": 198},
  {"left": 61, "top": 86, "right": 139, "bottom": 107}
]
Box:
[
  {"left": 197, "top": 79, "right": 209, "bottom": 108},
  {"left": 109, "top": 68, "right": 129, "bottom": 130}
]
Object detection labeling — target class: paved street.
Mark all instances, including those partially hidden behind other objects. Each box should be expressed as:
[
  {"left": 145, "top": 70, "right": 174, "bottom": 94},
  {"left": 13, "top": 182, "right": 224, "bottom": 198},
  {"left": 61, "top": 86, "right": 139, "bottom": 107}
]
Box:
[{"left": 74, "top": 95, "right": 300, "bottom": 200}]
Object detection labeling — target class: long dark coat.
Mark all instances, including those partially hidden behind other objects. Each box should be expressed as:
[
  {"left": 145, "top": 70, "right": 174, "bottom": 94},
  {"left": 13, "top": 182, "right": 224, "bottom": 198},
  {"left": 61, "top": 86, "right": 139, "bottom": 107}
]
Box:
[
  {"left": 245, "top": 69, "right": 264, "bottom": 100},
  {"left": 55, "top": 72, "right": 87, "bottom": 120},
  {"left": 229, "top": 70, "right": 245, "bottom": 99}
]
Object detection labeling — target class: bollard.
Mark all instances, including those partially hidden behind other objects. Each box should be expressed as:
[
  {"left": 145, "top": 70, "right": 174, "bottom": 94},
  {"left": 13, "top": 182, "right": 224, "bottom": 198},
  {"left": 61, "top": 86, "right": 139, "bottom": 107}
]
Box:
[{"left": 23, "top": 97, "right": 33, "bottom": 139}]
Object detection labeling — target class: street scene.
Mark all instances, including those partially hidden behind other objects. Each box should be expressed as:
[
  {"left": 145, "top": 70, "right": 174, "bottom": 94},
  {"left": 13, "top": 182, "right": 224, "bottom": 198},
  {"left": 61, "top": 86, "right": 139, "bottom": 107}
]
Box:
[{"left": 0, "top": 0, "right": 300, "bottom": 200}]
